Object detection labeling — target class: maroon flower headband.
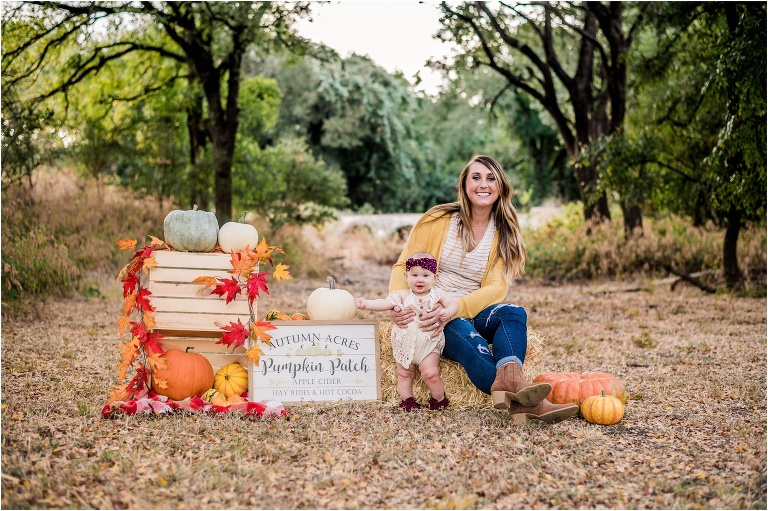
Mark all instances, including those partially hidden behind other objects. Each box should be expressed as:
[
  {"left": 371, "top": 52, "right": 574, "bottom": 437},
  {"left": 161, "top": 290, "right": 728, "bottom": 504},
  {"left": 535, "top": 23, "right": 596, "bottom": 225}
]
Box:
[{"left": 405, "top": 257, "right": 437, "bottom": 274}]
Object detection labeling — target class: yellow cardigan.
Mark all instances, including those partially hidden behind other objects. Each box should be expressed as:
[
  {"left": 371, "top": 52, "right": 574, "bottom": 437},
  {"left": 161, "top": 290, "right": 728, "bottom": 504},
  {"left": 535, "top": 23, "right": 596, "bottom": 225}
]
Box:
[{"left": 388, "top": 209, "right": 510, "bottom": 319}]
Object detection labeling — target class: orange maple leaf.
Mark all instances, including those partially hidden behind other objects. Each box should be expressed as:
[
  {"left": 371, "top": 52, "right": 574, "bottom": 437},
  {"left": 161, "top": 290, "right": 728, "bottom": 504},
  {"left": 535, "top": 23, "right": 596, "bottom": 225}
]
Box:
[
  {"left": 146, "top": 352, "right": 168, "bottom": 373},
  {"left": 193, "top": 275, "right": 218, "bottom": 290},
  {"left": 152, "top": 377, "right": 168, "bottom": 390},
  {"left": 250, "top": 320, "right": 277, "bottom": 346},
  {"left": 229, "top": 250, "right": 257, "bottom": 278},
  {"left": 245, "top": 343, "right": 265, "bottom": 366},
  {"left": 248, "top": 238, "right": 272, "bottom": 263},
  {"left": 273, "top": 263, "right": 291, "bottom": 282},
  {"left": 116, "top": 337, "right": 141, "bottom": 381},
  {"left": 116, "top": 262, "right": 131, "bottom": 282},
  {"left": 122, "top": 292, "right": 137, "bottom": 316},
  {"left": 108, "top": 384, "right": 132, "bottom": 404},
  {"left": 117, "top": 315, "right": 132, "bottom": 337},
  {"left": 143, "top": 311, "right": 156, "bottom": 330},
  {"left": 148, "top": 236, "right": 167, "bottom": 249},
  {"left": 142, "top": 256, "right": 157, "bottom": 274},
  {"left": 115, "top": 238, "right": 137, "bottom": 251}
]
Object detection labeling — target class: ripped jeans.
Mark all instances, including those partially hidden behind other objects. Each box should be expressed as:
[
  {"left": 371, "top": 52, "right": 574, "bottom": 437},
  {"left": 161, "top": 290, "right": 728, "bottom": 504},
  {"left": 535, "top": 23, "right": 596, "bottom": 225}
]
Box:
[{"left": 442, "top": 303, "right": 528, "bottom": 395}]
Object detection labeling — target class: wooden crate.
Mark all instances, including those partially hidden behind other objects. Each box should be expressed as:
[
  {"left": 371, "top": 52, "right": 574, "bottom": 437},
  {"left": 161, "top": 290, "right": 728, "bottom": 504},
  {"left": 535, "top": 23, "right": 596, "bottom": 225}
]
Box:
[
  {"left": 148, "top": 251, "right": 383, "bottom": 405},
  {"left": 148, "top": 251, "right": 251, "bottom": 372}
]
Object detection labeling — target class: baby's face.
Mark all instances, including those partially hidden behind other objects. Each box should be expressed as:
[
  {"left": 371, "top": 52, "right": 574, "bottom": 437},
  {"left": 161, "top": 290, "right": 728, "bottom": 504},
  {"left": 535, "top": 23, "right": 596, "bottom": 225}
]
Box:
[{"left": 405, "top": 266, "right": 436, "bottom": 295}]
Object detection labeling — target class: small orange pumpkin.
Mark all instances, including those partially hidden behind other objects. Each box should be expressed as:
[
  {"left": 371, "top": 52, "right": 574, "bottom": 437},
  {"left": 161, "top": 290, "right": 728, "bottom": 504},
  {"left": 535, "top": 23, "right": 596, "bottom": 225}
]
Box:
[
  {"left": 533, "top": 371, "right": 626, "bottom": 406},
  {"left": 581, "top": 390, "right": 625, "bottom": 425},
  {"left": 291, "top": 312, "right": 308, "bottom": 321},
  {"left": 151, "top": 348, "right": 214, "bottom": 401}
]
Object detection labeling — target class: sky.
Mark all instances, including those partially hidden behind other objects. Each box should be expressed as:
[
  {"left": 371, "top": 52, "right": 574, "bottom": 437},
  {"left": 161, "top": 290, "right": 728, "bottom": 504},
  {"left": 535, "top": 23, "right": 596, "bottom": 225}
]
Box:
[{"left": 294, "top": 1, "right": 456, "bottom": 95}]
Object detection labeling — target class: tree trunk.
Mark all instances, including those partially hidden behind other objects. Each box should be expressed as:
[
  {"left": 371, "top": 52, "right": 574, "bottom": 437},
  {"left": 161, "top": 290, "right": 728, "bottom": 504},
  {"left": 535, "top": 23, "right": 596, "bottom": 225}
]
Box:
[
  {"left": 211, "top": 134, "right": 235, "bottom": 226},
  {"left": 622, "top": 203, "right": 643, "bottom": 235},
  {"left": 187, "top": 91, "right": 209, "bottom": 210},
  {"left": 573, "top": 159, "right": 611, "bottom": 222},
  {"left": 723, "top": 206, "right": 743, "bottom": 288}
]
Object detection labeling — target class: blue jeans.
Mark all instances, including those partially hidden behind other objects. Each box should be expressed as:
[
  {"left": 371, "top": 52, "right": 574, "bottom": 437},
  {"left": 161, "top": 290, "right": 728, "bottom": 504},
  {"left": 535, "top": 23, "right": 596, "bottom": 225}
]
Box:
[{"left": 442, "top": 303, "right": 528, "bottom": 395}]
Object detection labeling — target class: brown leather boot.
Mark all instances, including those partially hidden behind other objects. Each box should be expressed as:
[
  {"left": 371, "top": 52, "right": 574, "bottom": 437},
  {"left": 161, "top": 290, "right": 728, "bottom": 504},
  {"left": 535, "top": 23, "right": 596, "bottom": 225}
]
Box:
[
  {"left": 490, "top": 362, "right": 551, "bottom": 409},
  {"left": 508, "top": 399, "right": 579, "bottom": 425}
]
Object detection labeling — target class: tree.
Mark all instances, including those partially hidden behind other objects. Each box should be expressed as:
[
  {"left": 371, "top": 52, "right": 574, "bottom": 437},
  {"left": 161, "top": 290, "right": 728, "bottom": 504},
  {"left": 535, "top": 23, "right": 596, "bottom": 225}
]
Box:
[
  {"left": 630, "top": 2, "right": 766, "bottom": 288},
  {"left": 258, "top": 53, "right": 426, "bottom": 212},
  {"left": 437, "top": 1, "right": 650, "bottom": 232},
  {"left": 2, "top": 1, "right": 311, "bottom": 223}
]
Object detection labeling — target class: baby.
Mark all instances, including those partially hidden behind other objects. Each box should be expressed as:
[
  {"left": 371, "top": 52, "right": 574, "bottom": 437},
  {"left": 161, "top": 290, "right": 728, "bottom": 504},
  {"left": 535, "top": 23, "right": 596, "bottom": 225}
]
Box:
[{"left": 355, "top": 252, "right": 458, "bottom": 411}]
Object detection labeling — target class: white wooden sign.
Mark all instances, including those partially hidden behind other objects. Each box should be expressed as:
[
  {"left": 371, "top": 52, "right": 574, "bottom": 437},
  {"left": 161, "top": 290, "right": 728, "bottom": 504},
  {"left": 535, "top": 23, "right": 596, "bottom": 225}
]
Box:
[{"left": 249, "top": 321, "right": 381, "bottom": 404}]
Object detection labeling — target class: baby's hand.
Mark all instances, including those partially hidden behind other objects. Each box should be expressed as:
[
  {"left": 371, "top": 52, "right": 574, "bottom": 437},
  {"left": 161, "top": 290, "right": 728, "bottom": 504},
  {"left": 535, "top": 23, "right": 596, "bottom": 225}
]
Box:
[
  {"left": 354, "top": 298, "right": 366, "bottom": 310},
  {"left": 438, "top": 311, "right": 451, "bottom": 322}
]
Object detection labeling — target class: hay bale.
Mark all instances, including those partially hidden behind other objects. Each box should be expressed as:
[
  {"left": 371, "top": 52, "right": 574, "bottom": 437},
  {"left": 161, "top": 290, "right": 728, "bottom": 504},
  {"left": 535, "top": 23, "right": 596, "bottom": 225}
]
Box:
[{"left": 378, "top": 321, "right": 545, "bottom": 407}]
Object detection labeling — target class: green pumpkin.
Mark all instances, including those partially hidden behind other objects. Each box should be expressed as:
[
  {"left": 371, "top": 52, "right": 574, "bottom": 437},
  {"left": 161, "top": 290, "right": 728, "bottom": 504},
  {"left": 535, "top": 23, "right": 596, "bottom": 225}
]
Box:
[{"left": 163, "top": 205, "right": 219, "bottom": 252}]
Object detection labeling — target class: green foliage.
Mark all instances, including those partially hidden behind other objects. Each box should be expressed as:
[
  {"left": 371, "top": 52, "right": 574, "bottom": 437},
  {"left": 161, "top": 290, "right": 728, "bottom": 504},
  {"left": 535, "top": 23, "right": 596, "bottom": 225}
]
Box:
[
  {"left": 524, "top": 205, "right": 766, "bottom": 289},
  {"left": 233, "top": 137, "right": 349, "bottom": 231},
  {"left": 627, "top": 2, "right": 767, "bottom": 225},
  {"left": 258, "top": 53, "right": 427, "bottom": 212},
  {"left": 238, "top": 76, "right": 283, "bottom": 139}
]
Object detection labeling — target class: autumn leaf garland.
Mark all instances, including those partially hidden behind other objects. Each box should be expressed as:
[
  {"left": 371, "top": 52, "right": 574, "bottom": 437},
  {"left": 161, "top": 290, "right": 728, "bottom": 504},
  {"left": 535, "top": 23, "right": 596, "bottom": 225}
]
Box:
[{"left": 110, "top": 237, "right": 168, "bottom": 403}]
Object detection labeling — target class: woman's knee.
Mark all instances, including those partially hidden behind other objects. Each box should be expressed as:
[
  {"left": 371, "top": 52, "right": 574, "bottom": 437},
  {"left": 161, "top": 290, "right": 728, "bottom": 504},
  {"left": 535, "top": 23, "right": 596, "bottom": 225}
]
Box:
[{"left": 493, "top": 304, "right": 527, "bottom": 325}]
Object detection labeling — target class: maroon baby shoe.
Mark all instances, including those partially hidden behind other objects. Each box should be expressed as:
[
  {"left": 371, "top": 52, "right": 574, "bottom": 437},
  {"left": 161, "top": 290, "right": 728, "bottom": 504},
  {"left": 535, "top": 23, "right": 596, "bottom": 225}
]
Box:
[
  {"left": 428, "top": 396, "right": 449, "bottom": 410},
  {"left": 399, "top": 397, "right": 422, "bottom": 412}
]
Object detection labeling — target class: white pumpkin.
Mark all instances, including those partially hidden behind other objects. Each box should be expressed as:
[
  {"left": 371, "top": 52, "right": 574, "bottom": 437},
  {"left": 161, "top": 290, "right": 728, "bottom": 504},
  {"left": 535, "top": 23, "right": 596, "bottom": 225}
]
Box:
[
  {"left": 307, "top": 277, "right": 356, "bottom": 320},
  {"left": 163, "top": 205, "right": 219, "bottom": 252},
  {"left": 218, "top": 211, "right": 259, "bottom": 253}
]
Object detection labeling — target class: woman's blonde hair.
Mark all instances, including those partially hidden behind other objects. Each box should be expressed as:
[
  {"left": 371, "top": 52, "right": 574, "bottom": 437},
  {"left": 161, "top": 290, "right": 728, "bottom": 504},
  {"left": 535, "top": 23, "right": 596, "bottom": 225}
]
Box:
[{"left": 425, "top": 155, "right": 526, "bottom": 282}]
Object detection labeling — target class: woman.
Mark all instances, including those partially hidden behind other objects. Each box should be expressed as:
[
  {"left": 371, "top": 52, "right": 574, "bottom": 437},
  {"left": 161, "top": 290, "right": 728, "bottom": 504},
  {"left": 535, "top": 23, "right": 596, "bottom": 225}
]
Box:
[{"left": 389, "top": 155, "right": 578, "bottom": 424}]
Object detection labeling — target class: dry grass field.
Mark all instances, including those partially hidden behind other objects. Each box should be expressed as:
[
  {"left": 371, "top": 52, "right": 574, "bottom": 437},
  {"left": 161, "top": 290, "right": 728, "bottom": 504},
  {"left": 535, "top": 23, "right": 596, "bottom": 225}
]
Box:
[{"left": 2, "top": 247, "right": 766, "bottom": 509}]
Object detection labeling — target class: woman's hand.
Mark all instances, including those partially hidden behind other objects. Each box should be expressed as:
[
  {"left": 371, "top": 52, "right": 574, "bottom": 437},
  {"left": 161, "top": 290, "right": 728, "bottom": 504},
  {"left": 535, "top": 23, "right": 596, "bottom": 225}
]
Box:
[
  {"left": 390, "top": 306, "right": 415, "bottom": 329},
  {"left": 419, "top": 303, "right": 451, "bottom": 338}
]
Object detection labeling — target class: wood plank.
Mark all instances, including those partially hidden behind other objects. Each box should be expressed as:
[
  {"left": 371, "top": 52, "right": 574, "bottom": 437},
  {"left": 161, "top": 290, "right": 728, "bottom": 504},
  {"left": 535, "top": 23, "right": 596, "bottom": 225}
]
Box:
[
  {"left": 203, "top": 353, "right": 249, "bottom": 373},
  {"left": 154, "top": 251, "right": 233, "bottom": 269},
  {"left": 149, "top": 267, "right": 236, "bottom": 284},
  {"left": 160, "top": 337, "right": 246, "bottom": 354},
  {"left": 151, "top": 296, "right": 251, "bottom": 315},
  {"left": 147, "top": 281, "right": 250, "bottom": 302},
  {"left": 153, "top": 311, "right": 252, "bottom": 332}
]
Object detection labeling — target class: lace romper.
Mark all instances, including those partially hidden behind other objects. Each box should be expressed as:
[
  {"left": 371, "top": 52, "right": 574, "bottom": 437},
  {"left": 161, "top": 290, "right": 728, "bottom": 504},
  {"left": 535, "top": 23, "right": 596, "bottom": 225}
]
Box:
[{"left": 387, "top": 288, "right": 446, "bottom": 367}]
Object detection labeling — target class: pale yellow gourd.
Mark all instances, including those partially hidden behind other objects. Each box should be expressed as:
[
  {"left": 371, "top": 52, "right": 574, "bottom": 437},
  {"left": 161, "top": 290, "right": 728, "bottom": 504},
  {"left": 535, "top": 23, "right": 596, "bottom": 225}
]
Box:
[
  {"left": 307, "top": 277, "right": 356, "bottom": 320},
  {"left": 218, "top": 211, "right": 259, "bottom": 253}
]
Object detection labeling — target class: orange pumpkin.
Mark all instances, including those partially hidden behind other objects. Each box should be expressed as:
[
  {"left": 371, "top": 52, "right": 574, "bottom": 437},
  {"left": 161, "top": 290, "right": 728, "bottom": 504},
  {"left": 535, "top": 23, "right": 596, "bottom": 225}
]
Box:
[
  {"left": 151, "top": 348, "right": 214, "bottom": 401},
  {"left": 533, "top": 371, "right": 626, "bottom": 406},
  {"left": 581, "top": 390, "right": 625, "bottom": 425}
]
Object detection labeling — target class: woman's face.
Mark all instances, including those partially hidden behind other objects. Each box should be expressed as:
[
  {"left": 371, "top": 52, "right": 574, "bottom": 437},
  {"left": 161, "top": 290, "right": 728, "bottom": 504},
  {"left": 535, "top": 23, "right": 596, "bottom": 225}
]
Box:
[{"left": 464, "top": 161, "right": 500, "bottom": 211}]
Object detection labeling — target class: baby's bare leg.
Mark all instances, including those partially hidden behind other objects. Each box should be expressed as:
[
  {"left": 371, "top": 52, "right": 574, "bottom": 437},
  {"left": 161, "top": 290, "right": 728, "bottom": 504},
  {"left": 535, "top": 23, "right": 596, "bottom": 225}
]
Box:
[
  {"left": 396, "top": 362, "right": 417, "bottom": 401},
  {"left": 418, "top": 352, "right": 445, "bottom": 401}
]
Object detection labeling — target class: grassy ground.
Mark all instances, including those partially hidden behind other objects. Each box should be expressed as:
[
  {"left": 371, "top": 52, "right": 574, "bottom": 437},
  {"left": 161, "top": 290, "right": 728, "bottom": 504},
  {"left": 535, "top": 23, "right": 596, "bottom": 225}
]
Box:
[{"left": 1, "top": 258, "right": 765, "bottom": 509}]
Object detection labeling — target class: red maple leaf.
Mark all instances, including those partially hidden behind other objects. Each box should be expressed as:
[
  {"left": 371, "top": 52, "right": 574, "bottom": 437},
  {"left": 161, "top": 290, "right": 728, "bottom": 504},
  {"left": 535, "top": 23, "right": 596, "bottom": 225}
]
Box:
[
  {"left": 246, "top": 272, "right": 270, "bottom": 305},
  {"left": 136, "top": 287, "right": 155, "bottom": 312},
  {"left": 211, "top": 276, "right": 243, "bottom": 304},
  {"left": 131, "top": 321, "right": 149, "bottom": 343},
  {"left": 132, "top": 245, "right": 154, "bottom": 261},
  {"left": 217, "top": 319, "right": 250, "bottom": 350},
  {"left": 121, "top": 274, "right": 140, "bottom": 297},
  {"left": 125, "top": 363, "right": 151, "bottom": 397},
  {"left": 143, "top": 331, "right": 166, "bottom": 355}
]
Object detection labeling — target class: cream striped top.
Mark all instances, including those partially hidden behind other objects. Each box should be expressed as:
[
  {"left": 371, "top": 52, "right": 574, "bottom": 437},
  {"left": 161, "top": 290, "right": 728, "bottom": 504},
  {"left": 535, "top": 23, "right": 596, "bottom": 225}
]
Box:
[{"left": 437, "top": 213, "right": 496, "bottom": 299}]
